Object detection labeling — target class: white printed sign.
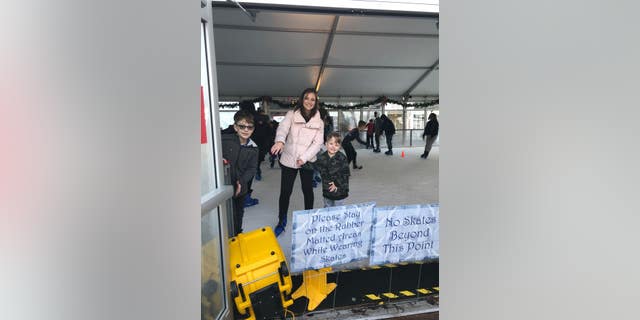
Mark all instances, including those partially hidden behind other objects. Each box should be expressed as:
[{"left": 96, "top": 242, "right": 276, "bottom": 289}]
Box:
[
  {"left": 370, "top": 204, "right": 439, "bottom": 265},
  {"left": 290, "top": 202, "right": 375, "bottom": 272}
]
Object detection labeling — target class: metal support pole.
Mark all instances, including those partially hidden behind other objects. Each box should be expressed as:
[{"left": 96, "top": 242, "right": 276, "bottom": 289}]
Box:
[
  {"left": 402, "top": 103, "right": 407, "bottom": 146},
  {"left": 315, "top": 16, "right": 340, "bottom": 92},
  {"left": 359, "top": 96, "right": 363, "bottom": 124},
  {"left": 337, "top": 96, "right": 342, "bottom": 133},
  {"left": 226, "top": 0, "right": 257, "bottom": 22}
]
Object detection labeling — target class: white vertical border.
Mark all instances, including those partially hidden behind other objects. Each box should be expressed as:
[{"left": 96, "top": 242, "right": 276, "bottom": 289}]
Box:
[{"left": 201, "top": 1, "right": 232, "bottom": 319}]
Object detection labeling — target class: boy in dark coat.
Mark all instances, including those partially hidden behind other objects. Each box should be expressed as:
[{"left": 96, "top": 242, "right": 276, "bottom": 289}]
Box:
[
  {"left": 342, "top": 120, "right": 368, "bottom": 169},
  {"left": 221, "top": 110, "right": 258, "bottom": 236},
  {"left": 313, "top": 132, "right": 351, "bottom": 207},
  {"left": 237, "top": 102, "right": 262, "bottom": 206},
  {"left": 373, "top": 111, "right": 383, "bottom": 153},
  {"left": 380, "top": 114, "right": 396, "bottom": 155},
  {"left": 421, "top": 113, "right": 439, "bottom": 159}
]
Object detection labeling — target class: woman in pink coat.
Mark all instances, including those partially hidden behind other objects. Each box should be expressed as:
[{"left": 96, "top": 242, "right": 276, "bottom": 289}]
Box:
[{"left": 270, "top": 88, "right": 325, "bottom": 236}]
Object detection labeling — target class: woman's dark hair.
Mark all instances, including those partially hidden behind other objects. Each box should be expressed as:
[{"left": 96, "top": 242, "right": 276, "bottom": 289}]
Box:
[
  {"left": 294, "top": 88, "right": 319, "bottom": 121},
  {"left": 428, "top": 113, "right": 437, "bottom": 120},
  {"left": 319, "top": 106, "right": 328, "bottom": 120}
]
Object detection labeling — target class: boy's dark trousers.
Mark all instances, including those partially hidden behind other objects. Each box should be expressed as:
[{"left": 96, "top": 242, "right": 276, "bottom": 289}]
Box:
[
  {"left": 232, "top": 194, "right": 246, "bottom": 236},
  {"left": 343, "top": 144, "right": 358, "bottom": 168},
  {"left": 374, "top": 133, "right": 381, "bottom": 151},
  {"left": 386, "top": 135, "right": 393, "bottom": 151},
  {"left": 366, "top": 134, "right": 373, "bottom": 148}
]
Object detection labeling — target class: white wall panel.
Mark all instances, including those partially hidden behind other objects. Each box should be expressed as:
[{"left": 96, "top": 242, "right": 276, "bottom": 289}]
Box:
[
  {"left": 319, "top": 68, "right": 424, "bottom": 97},
  {"left": 412, "top": 69, "right": 439, "bottom": 96},
  {"left": 214, "top": 29, "right": 327, "bottom": 64},
  {"left": 212, "top": 8, "right": 334, "bottom": 30},
  {"left": 338, "top": 16, "right": 438, "bottom": 34},
  {"left": 328, "top": 35, "right": 438, "bottom": 66},
  {"left": 216, "top": 65, "right": 319, "bottom": 97}
]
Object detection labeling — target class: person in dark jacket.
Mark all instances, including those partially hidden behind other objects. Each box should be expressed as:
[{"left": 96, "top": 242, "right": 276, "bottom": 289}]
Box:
[
  {"left": 421, "top": 113, "right": 439, "bottom": 159},
  {"left": 380, "top": 114, "right": 396, "bottom": 155},
  {"left": 251, "top": 107, "right": 271, "bottom": 181},
  {"left": 236, "top": 102, "right": 263, "bottom": 207},
  {"left": 268, "top": 120, "right": 279, "bottom": 168},
  {"left": 221, "top": 117, "right": 259, "bottom": 206},
  {"left": 313, "top": 132, "right": 351, "bottom": 207},
  {"left": 313, "top": 107, "right": 333, "bottom": 188},
  {"left": 319, "top": 107, "right": 333, "bottom": 141},
  {"left": 342, "top": 120, "right": 368, "bottom": 169},
  {"left": 373, "top": 111, "right": 383, "bottom": 153},
  {"left": 221, "top": 110, "right": 258, "bottom": 236}
]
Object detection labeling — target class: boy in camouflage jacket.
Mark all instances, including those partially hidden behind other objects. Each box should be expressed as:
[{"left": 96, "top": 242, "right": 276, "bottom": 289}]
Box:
[{"left": 313, "top": 132, "right": 351, "bottom": 207}]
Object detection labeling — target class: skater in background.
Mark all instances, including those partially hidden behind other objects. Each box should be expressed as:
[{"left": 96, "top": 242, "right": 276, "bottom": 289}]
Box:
[
  {"left": 421, "top": 113, "right": 439, "bottom": 159},
  {"left": 250, "top": 106, "right": 271, "bottom": 181},
  {"left": 380, "top": 114, "right": 396, "bottom": 155},
  {"left": 373, "top": 111, "right": 383, "bottom": 153},
  {"left": 365, "top": 119, "right": 374, "bottom": 149},
  {"left": 268, "top": 119, "right": 279, "bottom": 168},
  {"left": 342, "top": 120, "right": 368, "bottom": 169}
]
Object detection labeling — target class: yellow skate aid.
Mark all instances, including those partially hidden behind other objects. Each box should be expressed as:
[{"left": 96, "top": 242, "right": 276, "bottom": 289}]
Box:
[{"left": 291, "top": 267, "right": 337, "bottom": 311}]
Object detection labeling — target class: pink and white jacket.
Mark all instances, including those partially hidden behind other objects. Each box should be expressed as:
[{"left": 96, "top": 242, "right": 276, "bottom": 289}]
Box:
[{"left": 275, "top": 109, "right": 324, "bottom": 169}]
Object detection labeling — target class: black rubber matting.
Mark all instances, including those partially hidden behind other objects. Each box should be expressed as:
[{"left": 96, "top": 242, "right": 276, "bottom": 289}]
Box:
[{"left": 287, "top": 261, "right": 439, "bottom": 316}]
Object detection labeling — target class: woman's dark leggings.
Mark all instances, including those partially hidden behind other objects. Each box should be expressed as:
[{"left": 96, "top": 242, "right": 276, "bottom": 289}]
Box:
[{"left": 278, "top": 165, "right": 314, "bottom": 223}]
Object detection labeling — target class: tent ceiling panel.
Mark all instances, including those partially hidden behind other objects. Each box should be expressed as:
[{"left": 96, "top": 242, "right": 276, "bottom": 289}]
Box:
[
  {"left": 212, "top": 8, "right": 334, "bottom": 30},
  {"left": 217, "top": 65, "right": 319, "bottom": 97},
  {"left": 337, "top": 15, "right": 438, "bottom": 35},
  {"left": 213, "top": 29, "right": 327, "bottom": 64},
  {"left": 211, "top": 7, "right": 438, "bottom": 100},
  {"left": 409, "top": 69, "right": 439, "bottom": 96},
  {"left": 318, "top": 68, "right": 425, "bottom": 97},
  {"left": 327, "top": 35, "right": 438, "bottom": 67}
]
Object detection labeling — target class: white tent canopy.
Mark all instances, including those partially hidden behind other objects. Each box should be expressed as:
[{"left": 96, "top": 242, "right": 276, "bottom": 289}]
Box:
[{"left": 211, "top": 3, "right": 439, "bottom": 102}]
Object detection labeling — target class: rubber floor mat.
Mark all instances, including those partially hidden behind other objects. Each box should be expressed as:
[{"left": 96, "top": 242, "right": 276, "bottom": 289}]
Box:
[{"left": 287, "top": 261, "right": 438, "bottom": 316}]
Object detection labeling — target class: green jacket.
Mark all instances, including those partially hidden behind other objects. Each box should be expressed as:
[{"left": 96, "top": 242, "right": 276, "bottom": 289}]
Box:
[{"left": 313, "top": 151, "right": 350, "bottom": 200}]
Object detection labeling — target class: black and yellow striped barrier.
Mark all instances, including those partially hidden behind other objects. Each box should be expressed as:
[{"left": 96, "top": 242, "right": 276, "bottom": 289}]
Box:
[
  {"left": 344, "top": 261, "right": 434, "bottom": 271},
  {"left": 364, "top": 286, "right": 439, "bottom": 302},
  {"left": 399, "top": 290, "right": 416, "bottom": 297}
]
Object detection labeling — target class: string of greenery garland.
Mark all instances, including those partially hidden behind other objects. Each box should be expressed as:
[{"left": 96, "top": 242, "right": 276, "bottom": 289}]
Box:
[{"left": 218, "top": 96, "right": 439, "bottom": 110}]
